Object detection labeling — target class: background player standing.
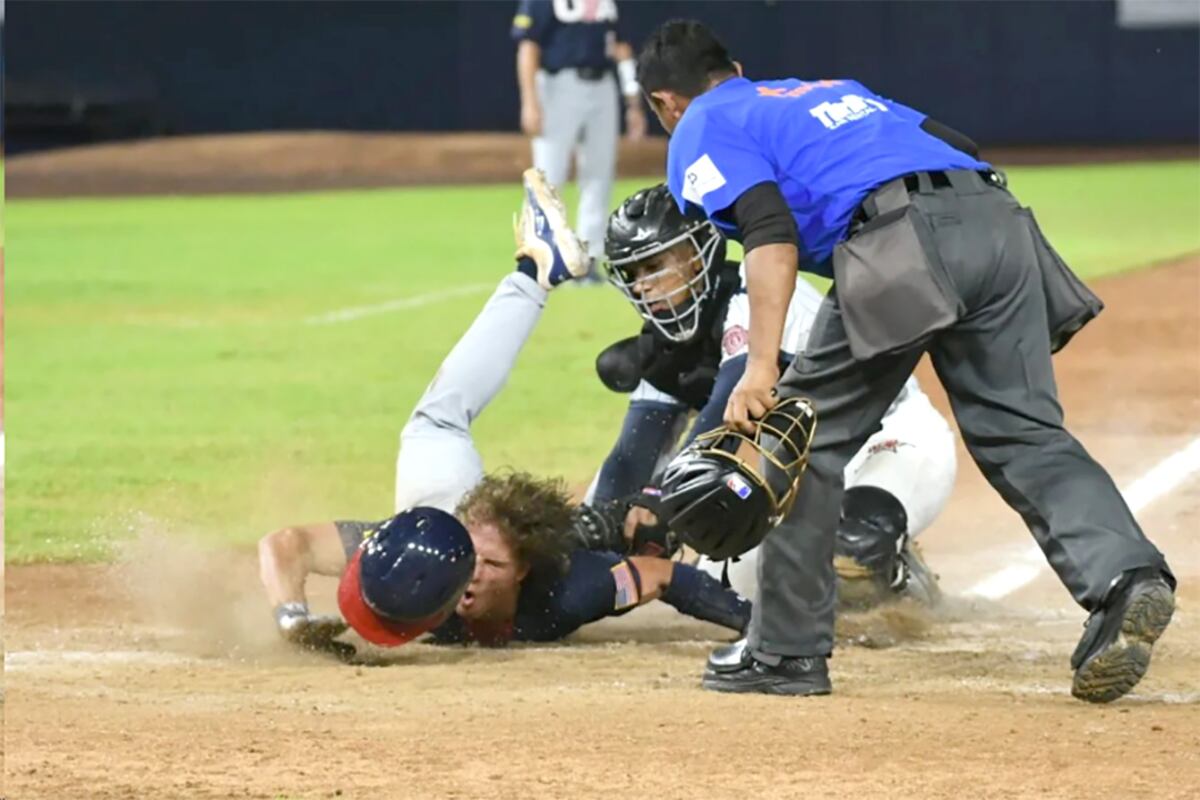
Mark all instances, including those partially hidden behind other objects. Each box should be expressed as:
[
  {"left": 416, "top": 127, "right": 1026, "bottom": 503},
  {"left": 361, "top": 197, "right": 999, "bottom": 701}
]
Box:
[{"left": 513, "top": 0, "right": 646, "bottom": 281}]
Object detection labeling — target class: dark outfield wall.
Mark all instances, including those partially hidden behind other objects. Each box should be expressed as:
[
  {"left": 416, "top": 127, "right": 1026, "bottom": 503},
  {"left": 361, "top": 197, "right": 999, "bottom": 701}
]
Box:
[{"left": 5, "top": 0, "right": 1198, "bottom": 150}]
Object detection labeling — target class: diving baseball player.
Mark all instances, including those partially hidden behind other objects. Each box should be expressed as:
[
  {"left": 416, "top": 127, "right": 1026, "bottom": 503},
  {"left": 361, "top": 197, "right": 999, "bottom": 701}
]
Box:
[
  {"left": 590, "top": 185, "right": 956, "bottom": 609},
  {"left": 512, "top": 0, "right": 646, "bottom": 279},
  {"left": 257, "top": 170, "right": 750, "bottom": 658}
]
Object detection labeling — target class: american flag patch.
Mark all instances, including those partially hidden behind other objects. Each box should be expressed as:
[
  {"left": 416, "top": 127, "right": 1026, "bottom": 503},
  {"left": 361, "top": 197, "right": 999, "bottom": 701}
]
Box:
[{"left": 611, "top": 562, "right": 640, "bottom": 610}]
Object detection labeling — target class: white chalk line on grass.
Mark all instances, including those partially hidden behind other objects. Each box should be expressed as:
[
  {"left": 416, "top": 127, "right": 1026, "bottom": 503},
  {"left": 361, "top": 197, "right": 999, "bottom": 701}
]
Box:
[
  {"left": 305, "top": 283, "right": 494, "bottom": 325},
  {"left": 967, "top": 435, "right": 1200, "bottom": 600}
]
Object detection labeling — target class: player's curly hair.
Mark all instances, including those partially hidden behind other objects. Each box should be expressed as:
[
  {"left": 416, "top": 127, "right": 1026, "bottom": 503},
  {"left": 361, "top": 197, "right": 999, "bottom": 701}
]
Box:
[{"left": 456, "top": 471, "right": 576, "bottom": 578}]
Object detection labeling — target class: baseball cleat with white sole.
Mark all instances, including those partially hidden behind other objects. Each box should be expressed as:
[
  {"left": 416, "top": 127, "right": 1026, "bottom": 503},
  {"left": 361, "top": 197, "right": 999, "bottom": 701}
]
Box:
[{"left": 514, "top": 168, "right": 588, "bottom": 290}]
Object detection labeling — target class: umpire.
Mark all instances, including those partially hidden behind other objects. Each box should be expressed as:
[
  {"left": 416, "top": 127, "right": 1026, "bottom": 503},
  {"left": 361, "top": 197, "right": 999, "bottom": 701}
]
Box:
[{"left": 637, "top": 19, "right": 1175, "bottom": 702}]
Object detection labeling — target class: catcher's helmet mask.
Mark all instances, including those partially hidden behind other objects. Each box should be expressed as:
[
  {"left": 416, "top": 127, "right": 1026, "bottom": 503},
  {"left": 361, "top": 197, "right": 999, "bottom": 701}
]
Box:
[
  {"left": 604, "top": 185, "right": 725, "bottom": 343},
  {"left": 658, "top": 397, "right": 818, "bottom": 560}
]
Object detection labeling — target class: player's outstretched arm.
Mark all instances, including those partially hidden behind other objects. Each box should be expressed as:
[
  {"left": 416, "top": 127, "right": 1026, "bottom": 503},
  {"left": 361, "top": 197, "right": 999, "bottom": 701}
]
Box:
[
  {"left": 258, "top": 522, "right": 349, "bottom": 606},
  {"left": 628, "top": 557, "right": 751, "bottom": 634},
  {"left": 258, "top": 522, "right": 356, "bottom": 661}
]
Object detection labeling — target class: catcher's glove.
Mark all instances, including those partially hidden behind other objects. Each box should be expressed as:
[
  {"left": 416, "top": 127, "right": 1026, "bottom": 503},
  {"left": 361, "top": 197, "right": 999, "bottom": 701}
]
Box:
[
  {"left": 569, "top": 491, "right": 679, "bottom": 558},
  {"left": 275, "top": 603, "right": 357, "bottom": 663}
]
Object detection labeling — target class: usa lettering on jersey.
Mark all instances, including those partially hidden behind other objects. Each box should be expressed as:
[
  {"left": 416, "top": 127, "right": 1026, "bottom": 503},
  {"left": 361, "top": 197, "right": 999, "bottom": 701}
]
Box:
[
  {"left": 552, "top": 0, "right": 617, "bottom": 23},
  {"left": 809, "top": 94, "right": 889, "bottom": 130}
]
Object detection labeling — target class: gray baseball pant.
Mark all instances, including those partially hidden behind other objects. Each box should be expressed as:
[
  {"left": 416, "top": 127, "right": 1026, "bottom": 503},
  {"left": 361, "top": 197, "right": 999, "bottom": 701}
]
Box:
[
  {"left": 532, "top": 68, "right": 618, "bottom": 262},
  {"left": 394, "top": 274, "right": 547, "bottom": 514}
]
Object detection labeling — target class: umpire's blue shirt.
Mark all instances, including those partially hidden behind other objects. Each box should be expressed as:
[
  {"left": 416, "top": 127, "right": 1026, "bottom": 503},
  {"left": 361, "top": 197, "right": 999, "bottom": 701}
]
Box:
[
  {"left": 665, "top": 77, "right": 990, "bottom": 277},
  {"left": 511, "top": 0, "right": 619, "bottom": 72}
]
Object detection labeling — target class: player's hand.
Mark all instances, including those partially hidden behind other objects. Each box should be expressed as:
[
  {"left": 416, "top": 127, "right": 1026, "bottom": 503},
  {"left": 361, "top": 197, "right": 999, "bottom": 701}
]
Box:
[
  {"left": 725, "top": 359, "right": 780, "bottom": 433},
  {"left": 622, "top": 489, "right": 678, "bottom": 558},
  {"left": 520, "top": 100, "right": 543, "bottom": 137},
  {"left": 623, "top": 504, "right": 659, "bottom": 546},
  {"left": 276, "top": 604, "right": 357, "bottom": 663},
  {"left": 624, "top": 101, "right": 647, "bottom": 142}
]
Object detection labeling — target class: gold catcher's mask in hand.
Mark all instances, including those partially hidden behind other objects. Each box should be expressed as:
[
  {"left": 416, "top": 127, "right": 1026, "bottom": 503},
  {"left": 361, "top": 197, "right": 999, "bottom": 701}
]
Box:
[{"left": 657, "top": 397, "right": 818, "bottom": 560}]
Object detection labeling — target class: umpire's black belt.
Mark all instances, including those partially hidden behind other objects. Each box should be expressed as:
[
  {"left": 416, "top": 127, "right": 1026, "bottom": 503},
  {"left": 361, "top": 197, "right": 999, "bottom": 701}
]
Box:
[{"left": 854, "top": 169, "right": 1005, "bottom": 226}]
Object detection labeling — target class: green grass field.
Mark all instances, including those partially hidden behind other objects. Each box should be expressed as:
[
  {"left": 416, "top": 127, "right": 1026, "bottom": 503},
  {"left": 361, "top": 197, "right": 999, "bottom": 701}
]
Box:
[{"left": 6, "top": 160, "right": 1199, "bottom": 561}]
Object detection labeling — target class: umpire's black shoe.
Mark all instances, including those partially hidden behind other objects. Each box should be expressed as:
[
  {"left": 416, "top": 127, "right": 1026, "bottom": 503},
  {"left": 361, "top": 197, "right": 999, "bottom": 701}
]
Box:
[
  {"left": 702, "top": 639, "right": 831, "bottom": 696},
  {"left": 1071, "top": 567, "right": 1175, "bottom": 704}
]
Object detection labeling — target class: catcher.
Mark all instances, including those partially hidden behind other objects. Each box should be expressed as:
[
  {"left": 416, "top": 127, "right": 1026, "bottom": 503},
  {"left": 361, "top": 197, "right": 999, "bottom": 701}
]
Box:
[
  {"left": 257, "top": 169, "right": 755, "bottom": 659},
  {"left": 589, "top": 184, "right": 957, "bottom": 608}
]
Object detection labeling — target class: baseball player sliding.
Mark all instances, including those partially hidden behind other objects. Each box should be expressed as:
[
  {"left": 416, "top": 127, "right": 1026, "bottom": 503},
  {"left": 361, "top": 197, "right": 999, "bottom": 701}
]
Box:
[{"left": 258, "top": 170, "right": 750, "bottom": 659}]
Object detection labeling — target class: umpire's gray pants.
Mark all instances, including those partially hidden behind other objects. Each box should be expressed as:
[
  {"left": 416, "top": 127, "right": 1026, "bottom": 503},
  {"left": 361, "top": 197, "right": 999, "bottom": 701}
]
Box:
[{"left": 752, "top": 176, "right": 1174, "bottom": 658}]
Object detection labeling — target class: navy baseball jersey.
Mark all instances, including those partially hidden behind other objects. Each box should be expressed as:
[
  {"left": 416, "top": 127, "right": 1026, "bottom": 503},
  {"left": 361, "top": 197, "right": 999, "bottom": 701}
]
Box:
[
  {"left": 427, "top": 549, "right": 629, "bottom": 644},
  {"left": 666, "top": 77, "right": 990, "bottom": 275},
  {"left": 511, "top": 0, "right": 619, "bottom": 72}
]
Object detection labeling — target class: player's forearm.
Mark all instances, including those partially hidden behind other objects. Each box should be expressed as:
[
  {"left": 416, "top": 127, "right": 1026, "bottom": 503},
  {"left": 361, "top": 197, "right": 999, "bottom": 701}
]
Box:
[
  {"left": 593, "top": 401, "right": 688, "bottom": 503},
  {"left": 659, "top": 563, "right": 752, "bottom": 633},
  {"left": 258, "top": 528, "right": 314, "bottom": 608},
  {"left": 685, "top": 356, "right": 748, "bottom": 446},
  {"left": 613, "top": 41, "right": 639, "bottom": 99},
  {"left": 516, "top": 40, "right": 541, "bottom": 105},
  {"left": 744, "top": 243, "right": 797, "bottom": 368},
  {"left": 628, "top": 556, "right": 675, "bottom": 603}
]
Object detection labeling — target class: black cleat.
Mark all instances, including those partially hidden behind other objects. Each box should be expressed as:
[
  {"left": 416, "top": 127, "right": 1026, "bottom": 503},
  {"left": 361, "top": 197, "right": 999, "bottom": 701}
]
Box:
[
  {"left": 1071, "top": 568, "right": 1175, "bottom": 704},
  {"left": 834, "top": 486, "right": 945, "bottom": 610},
  {"left": 702, "top": 639, "right": 832, "bottom": 696}
]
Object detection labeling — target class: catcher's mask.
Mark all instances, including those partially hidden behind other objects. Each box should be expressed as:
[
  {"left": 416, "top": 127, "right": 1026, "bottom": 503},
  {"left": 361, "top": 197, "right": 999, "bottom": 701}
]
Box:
[
  {"left": 337, "top": 507, "right": 475, "bottom": 647},
  {"left": 657, "top": 397, "right": 817, "bottom": 560},
  {"left": 603, "top": 184, "right": 725, "bottom": 343}
]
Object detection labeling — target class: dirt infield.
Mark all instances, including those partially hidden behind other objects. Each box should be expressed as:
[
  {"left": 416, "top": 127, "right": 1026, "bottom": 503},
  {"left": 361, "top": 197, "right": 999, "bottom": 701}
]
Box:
[
  {"left": 6, "top": 132, "right": 1198, "bottom": 197},
  {"left": 5, "top": 254, "right": 1198, "bottom": 799}
]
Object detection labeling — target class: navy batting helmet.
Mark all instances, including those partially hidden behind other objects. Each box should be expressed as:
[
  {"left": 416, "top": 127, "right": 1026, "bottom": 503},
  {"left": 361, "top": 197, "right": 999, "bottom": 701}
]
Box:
[{"left": 337, "top": 507, "right": 475, "bottom": 646}]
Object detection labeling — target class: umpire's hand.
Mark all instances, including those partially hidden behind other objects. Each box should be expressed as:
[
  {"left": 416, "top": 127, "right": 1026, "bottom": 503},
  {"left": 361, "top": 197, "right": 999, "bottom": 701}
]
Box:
[{"left": 725, "top": 359, "right": 779, "bottom": 433}]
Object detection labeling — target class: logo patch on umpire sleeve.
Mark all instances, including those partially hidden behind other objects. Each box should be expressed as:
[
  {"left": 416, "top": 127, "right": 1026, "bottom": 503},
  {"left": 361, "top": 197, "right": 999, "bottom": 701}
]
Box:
[
  {"left": 725, "top": 474, "right": 752, "bottom": 500},
  {"left": 611, "top": 562, "right": 640, "bottom": 610},
  {"left": 682, "top": 154, "right": 726, "bottom": 205}
]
